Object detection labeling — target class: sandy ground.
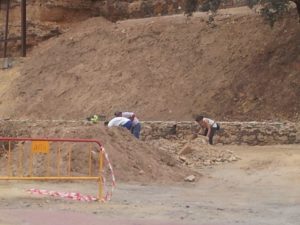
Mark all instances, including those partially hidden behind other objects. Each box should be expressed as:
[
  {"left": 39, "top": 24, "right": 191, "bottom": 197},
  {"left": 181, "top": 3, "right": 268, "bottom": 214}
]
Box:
[
  {"left": 1, "top": 144, "right": 299, "bottom": 225},
  {"left": 0, "top": 8, "right": 299, "bottom": 122}
]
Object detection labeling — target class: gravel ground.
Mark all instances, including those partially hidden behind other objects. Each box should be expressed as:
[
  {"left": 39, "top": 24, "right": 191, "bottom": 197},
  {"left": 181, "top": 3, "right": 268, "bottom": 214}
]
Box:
[{"left": 1, "top": 145, "right": 300, "bottom": 225}]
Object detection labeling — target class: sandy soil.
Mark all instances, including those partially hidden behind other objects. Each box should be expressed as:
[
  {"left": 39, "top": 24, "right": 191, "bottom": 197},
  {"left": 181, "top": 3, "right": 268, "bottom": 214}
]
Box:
[
  {"left": 0, "top": 120, "right": 240, "bottom": 183},
  {"left": 0, "top": 6, "right": 299, "bottom": 225},
  {"left": 0, "top": 7, "right": 299, "bottom": 122},
  {"left": 1, "top": 144, "right": 299, "bottom": 225},
  {"left": 0, "top": 121, "right": 194, "bottom": 183}
]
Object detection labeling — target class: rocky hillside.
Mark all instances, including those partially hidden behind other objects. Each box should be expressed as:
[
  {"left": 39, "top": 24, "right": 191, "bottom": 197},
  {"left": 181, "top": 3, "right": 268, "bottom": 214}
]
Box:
[{"left": 1, "top": 1, "right": 295, "bottom": 57}]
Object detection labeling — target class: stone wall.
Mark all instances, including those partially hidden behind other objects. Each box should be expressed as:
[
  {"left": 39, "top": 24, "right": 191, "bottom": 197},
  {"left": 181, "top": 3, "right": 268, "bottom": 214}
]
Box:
[
  {"left": 0, "top": 120, "right": 298, "bottom": 145},
  {"left": 141, "top": 121, "right": 300, "bottom": 145}
]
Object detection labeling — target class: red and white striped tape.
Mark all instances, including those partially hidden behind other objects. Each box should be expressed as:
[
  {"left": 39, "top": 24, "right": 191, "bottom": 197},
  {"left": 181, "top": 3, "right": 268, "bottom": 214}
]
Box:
[
  {"left": 101, "top": 146, "right": 116, "bottom": 201},
  {"left": 27, "top": 146, "right": 116, "bottom": 202},
  {"left": 27, "top": 188, "right": 98, "bottom": 202}
]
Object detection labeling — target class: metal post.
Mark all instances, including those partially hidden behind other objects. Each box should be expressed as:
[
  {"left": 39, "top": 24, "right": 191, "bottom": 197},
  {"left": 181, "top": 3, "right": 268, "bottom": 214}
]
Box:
[
  {"left": 21, "top": 0, "right": 26, "bottom": 57},
  {"left": 0, "top": 0, "right": 2, "bottom": 58},
  {"left": 3, "top": 0, "right": 10, "bottom": 58}
]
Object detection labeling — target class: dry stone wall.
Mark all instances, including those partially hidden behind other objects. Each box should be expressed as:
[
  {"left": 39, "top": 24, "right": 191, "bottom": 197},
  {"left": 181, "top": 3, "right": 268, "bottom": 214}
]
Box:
[
  {"left": 0, "top": 120, "right": 298, "bottom": 145},
  {"left": 141, "top": 121, "right": 300, "bottom": 145}
]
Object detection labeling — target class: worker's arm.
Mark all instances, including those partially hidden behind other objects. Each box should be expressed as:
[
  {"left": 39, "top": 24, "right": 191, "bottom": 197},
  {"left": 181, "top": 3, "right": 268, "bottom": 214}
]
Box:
[
  {"left": 206, "top": 126, "right": 211, "bottom": 138},
  {"left": 203, "top": 119, "right": 211, "bottom": 137},
  {"left": 122, "top": 112, "right": 135, "bottom": 121}
]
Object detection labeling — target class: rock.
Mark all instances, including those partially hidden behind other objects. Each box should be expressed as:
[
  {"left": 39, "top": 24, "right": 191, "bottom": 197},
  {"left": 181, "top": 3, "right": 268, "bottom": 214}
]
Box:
[
  {"left": 228, "top": 155, "right": 238, "bottom": 161},
  {"left": 192, "top": 136, "right": 208, "bottom": 145},
  {"left": 139, "top": 170, "right": 145, "bottom": 175},
  {"left": 128, "top": 1, "right": 142, "bottom": 15},
  {"left": 133, "top": 164, "right": 140, "bottom": 169},
  {"left": 203, "top": 160, "right": 211, "bottom": 166},
  {"left": 184, "top": 175, "right": 196, "bottom": 182},
  {"left": 179, "top": 156, "right": 187, "bottom": 162},
  {"left": 166, "top": 160, "right": 176, "bottom": 167}
]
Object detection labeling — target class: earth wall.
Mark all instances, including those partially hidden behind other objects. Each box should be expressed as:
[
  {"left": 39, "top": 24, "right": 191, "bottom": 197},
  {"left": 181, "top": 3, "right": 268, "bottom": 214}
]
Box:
[{"left": 2, "top": 0, "right": 248, "bottom": 23}]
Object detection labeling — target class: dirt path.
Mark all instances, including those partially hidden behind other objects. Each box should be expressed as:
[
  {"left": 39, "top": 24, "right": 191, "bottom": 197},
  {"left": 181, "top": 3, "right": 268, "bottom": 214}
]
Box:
[{"left": 1, "top": 145, "right": 300, "bottom": 225}]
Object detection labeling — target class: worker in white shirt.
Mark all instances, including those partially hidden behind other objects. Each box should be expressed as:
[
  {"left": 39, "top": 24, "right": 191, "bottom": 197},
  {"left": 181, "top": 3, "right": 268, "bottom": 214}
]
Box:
[
  {"left": 114, "top": 111, "right": 141, "bottom": 139},
  {"left": 105, "top": 117, "right": 133, "bottom": 130},
  {"left": 195, "top": 115, "right": 220, "bottom": 145}
]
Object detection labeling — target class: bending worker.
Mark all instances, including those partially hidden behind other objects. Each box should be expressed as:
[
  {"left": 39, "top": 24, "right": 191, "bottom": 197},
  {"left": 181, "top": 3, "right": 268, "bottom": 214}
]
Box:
[
  {"left": 114, "top": 111, "right": 141, "bottom": 139},
  {"left": 195, "top": 115, "right": 220, "bottom": 145},
  {"left": 105, "top": 117, "right": 132, "bottom": 130}
]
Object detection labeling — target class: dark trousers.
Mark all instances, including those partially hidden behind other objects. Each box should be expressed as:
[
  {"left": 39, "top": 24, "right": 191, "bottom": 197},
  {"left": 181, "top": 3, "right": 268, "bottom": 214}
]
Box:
[
  {"left": 204, "top": 127, "right": 217, "bottom": 145},
  {"left": 131, "top": 123, "right": 141, "bottom": 139},
  {"left": 122, "top": 121, "right": 133, "bottom": 130}
]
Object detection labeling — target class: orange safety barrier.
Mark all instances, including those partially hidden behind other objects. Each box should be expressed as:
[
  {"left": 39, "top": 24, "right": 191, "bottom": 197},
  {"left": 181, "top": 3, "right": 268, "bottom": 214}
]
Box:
[{"left": 0, "top": 137, "right": 115, "bottom": 201}]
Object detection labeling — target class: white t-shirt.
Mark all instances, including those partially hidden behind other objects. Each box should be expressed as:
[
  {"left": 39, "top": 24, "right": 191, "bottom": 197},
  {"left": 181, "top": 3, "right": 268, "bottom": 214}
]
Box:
[
  {"left": 204, "top": 118, "right": 217, "bottom": 128},
  {"left": 121, "top": 112, "right": 139, "bottom": 126},
  {"left": 108, "top": 117, "right": 130, "bottom": 127}
]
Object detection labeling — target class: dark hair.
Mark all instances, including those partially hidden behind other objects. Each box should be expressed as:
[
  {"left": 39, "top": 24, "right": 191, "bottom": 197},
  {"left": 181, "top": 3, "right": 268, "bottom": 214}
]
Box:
[
  {"left": 114, "top": 111, "right": 122, "bottom": 117},
  {"left": 195, "top": 115, "right": 204, "bottom": 122},
  {"left": 104, "top": 121, "right": 109, "bottom": 126}
]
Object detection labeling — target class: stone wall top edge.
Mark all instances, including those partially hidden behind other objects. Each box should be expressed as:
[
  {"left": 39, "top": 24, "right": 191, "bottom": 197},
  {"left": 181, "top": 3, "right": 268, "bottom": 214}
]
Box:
[
  {"left": 0, "top": 119, "right": 298, "bottom": 125},
  {"left": 141, "top": 121, "right": 299, "bottom": 125}
]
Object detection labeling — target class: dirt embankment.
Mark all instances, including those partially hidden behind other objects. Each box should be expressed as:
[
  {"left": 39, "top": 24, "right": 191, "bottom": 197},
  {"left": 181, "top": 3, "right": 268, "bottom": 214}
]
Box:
[
  {"left": 0, "top": 120, "right": 241, "bottom": 183},
  {"left": 0, "top": 120, "right": 195, "bottom": 183},
  {"left": 0, "top": 8, "right": 299, "bottom": 121}
]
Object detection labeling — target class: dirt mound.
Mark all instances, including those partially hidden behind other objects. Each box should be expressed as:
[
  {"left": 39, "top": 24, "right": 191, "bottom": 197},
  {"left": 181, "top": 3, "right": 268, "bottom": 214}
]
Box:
[
  {"left": 0, "top": 121, "right": 196, "bottom": 183},
  {"left": 0, "top": 8, "right": 299, "bottom": 121},
  {"left": 149, "top": 136, "right": 239, "bottom": 169}
]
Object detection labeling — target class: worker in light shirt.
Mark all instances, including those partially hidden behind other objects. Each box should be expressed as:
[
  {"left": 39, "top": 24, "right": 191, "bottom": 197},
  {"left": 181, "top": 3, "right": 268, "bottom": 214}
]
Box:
[
  {"left": 195, "top": 115, "right": 220, "bottom": 145},
  {"left": 105, "top": 117, "right": 132, "bottom": 130},
  {"left": 114, "top": 111, "right": 141, "bottom": 139}
]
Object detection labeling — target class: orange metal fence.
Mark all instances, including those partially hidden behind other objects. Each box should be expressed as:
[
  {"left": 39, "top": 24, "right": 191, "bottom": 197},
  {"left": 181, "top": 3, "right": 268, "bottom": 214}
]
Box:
[{"left": 0, "top": 137, "right": 115, "bottom": 201}]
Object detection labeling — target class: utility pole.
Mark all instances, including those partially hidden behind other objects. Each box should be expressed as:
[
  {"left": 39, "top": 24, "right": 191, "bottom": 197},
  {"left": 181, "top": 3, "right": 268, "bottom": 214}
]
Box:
[
  {"left": 1, "top": 0, "right": 27, "bottom": 59},
  {"left": 3, "top": 0, "right": 10, "bottom": 58},
  {"left": 21, "top": 0, "right": 26, "bottom": 57}
]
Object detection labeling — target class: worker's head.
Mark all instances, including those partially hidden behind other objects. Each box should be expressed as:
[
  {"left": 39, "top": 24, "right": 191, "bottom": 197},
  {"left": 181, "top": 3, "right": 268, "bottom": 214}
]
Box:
[
  {"left": 104, "top": 121, "right": 109, "bottom": 126},
  {"left": 114, "top": 111, "right": 122, "bottom": 117},
  {"left": 195, "top": 115, "right": 204, "bottom": 123}
]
